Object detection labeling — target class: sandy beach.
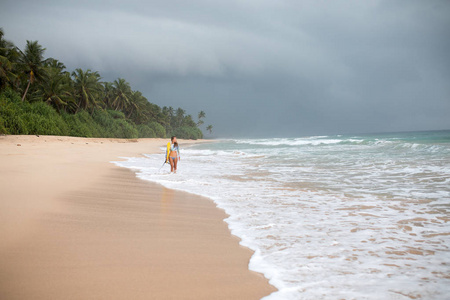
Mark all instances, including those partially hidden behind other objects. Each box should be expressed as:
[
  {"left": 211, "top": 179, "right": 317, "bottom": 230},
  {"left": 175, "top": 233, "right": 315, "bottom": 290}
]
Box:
[{"left": 0, "top": 135, "right": 275, "bottom": 300}]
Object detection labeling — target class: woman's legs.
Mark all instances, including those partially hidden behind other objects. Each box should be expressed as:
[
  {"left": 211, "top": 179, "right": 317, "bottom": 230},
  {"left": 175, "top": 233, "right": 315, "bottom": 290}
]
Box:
[{"left": 170, "top": 157, "right": 178, "bottom": 173}]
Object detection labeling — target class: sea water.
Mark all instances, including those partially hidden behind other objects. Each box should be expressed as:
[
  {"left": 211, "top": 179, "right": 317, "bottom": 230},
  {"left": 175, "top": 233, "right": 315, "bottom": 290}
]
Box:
[{"left": 113, "top": 130, "right": 450, "bottom": 300}]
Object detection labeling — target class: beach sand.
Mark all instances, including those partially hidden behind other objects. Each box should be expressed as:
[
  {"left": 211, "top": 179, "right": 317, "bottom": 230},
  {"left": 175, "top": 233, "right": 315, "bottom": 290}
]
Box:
[{"left": 0, "top": 135, "right": 275, "bottom": 300}]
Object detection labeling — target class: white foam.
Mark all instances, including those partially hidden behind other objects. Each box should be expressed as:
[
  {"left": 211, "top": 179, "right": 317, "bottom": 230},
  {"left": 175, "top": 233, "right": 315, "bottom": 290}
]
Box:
[
  {"left": 234, "top": 137, "right": 345, "bottom": 146},
  {"left": 113, "top": 136, "right": 450, "bottom": 299}
]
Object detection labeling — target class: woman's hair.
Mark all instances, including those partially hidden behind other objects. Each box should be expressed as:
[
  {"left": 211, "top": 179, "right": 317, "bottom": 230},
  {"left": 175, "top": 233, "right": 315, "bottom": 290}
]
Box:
[{"left": 174, "top": 142, "right": 178, "bottom": 147}]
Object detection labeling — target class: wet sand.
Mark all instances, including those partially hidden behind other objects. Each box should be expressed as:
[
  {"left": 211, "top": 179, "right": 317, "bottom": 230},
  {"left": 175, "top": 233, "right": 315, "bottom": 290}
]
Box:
[{"left": 0, "top": 135, "right": 275, "bottom": 300}]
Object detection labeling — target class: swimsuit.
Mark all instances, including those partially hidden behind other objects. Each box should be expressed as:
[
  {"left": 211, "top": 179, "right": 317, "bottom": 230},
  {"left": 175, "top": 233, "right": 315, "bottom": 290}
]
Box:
[{"left": 170, "top": 145, "right": 180, "bottom": 160}]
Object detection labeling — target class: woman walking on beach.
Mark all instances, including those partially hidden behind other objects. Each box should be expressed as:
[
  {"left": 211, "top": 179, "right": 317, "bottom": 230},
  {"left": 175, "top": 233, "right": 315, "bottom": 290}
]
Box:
[{"left": 169, "top": 136, "right": 180, "bottom": 173}]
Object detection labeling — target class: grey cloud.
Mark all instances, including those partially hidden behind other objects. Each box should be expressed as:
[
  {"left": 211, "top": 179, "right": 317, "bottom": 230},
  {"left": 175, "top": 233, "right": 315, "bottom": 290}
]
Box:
[{"left": 1, "top": 0, "right": 449, "bottom": 137}]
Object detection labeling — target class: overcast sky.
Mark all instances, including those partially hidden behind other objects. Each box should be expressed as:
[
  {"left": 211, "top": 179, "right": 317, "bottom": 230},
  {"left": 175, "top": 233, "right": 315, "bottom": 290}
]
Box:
[{"left": 1, "top": 0, "right": 449, "bottom": 137}]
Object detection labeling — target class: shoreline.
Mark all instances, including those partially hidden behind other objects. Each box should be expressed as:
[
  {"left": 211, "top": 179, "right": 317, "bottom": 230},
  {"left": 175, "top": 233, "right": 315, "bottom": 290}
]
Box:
[{"left": 0, "top": 135, "right": 275, "bottom": 299}]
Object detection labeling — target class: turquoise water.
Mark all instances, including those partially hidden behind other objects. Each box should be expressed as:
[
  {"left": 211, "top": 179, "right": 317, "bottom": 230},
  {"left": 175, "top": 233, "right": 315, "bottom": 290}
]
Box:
[{"left": 115, "top": 130, "right": 450, "bottom": 299}]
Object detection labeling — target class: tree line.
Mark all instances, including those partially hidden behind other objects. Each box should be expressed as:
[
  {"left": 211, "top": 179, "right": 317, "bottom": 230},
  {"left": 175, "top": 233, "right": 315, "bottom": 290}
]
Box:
[{"left": 0, "top": 28, "right": 213, "bottom": 139}]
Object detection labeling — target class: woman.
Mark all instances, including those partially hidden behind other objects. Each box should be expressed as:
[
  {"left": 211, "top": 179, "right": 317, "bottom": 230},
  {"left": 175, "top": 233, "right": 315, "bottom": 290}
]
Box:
[{"left": 169, "top": 136, "right": 180, "bottom": 173}]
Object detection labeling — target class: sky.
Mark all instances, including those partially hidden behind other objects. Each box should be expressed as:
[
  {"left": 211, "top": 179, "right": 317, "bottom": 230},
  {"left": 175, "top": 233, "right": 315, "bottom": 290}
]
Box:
[{"left": 1, "top": 0, "right": 449, "bottom": 138}]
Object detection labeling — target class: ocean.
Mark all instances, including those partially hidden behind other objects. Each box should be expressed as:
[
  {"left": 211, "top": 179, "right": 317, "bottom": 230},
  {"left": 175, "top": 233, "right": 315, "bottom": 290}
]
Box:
[{"left": 114, "top": 130, "right": 450, "bottom": 300}]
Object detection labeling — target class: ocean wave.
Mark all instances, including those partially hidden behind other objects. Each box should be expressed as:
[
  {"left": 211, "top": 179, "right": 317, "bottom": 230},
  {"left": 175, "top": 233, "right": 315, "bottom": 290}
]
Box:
[
  {"left": 113, "top": 132, "right": 450, "bottom": 300},
  {"left": 234, "top": 137, "right": 350, "bottom": 147}
]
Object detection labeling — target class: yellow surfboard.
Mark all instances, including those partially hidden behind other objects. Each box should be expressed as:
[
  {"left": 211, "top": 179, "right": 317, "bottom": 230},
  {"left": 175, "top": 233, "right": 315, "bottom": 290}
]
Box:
[{"left": 166, "top": 142, "right": 170, "bottom": 163}]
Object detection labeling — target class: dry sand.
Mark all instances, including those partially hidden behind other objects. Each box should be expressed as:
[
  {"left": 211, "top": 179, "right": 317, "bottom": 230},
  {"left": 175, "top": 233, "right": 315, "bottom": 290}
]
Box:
[{"left": 0, "top": 135, "right": 275, "bottom": 300}]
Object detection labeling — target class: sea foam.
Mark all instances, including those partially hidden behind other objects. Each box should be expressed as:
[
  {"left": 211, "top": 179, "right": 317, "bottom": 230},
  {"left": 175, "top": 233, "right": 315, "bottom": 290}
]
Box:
[{"left": 114, "top": 132, "right": 450, "bottom": 299}]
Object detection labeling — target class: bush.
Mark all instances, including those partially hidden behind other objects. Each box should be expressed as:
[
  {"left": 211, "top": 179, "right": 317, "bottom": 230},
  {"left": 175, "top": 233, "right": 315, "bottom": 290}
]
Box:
[
  {"left": 0, "top": 89, "right": 69, "bottom": 135},
  {"left": 137, "top": 124, "right": 156, "bottom": 138},
  {"left": 107, "top": 110, "right": 126, "bottom": 119},
  {"left": 22, "top": 112, "right": 68, "bottom": 136},
  {"left": 0, "top": 95, "right": 28, "bottom": 134},
  {"left": 0, "top": 89, "right": 177, "bottom": 140},
  {"left": 92, "top": 109, "right": 115, "bottom": 137},
  {"left": 2, "top": 88, "right": 22, "bottom": 103},
  {"left": 92, "top": 109, "right": 112, "bottom": 127},
  {"left": 22, "top": 102, "right": 69, "bottom": 135},
  {"left": 114, "top": 118, "right": 138, "bottom": 138},
  {"left": 62, "top": 111, "right": 100, "bottom": 137},
  {"left": 171, "top": 126, "right": 203, "bottom": 140},
  {"left": 0, "top": 115, "right": 6, "bottom": 134},
  {"left": 148, "top": 121, "right": 166, "bottom": 138}
]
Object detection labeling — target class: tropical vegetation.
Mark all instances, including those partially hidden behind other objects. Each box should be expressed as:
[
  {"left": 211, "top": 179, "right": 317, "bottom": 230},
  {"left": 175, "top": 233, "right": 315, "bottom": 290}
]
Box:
[{"left": 0, "top": 28, "right": 212, "bottom": 139}]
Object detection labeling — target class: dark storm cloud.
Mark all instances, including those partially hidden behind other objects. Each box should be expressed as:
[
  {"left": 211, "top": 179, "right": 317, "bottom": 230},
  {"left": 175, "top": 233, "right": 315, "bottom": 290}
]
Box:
[{"left": 1, "top": 0, "right": 449, "bottom": 137}]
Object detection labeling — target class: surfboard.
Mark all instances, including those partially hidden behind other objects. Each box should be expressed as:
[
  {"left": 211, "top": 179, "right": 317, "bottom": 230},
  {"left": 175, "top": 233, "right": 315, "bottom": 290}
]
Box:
[{"left": 166, "top": 142, "right": 170, "bottom": 163}]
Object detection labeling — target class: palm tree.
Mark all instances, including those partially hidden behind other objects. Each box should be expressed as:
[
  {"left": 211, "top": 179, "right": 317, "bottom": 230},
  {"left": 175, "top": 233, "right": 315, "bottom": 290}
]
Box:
[
  {"left": 206, "top": 125, "right": 213, "bottom": 134},
  {"left": 111, "top": 78, "right": 132, "bottom": 111},
  {"left": 162, "top": 106, "right": 174, "bottom": 132},
  {"left": 183, "top": 114, "right": 197, "bottom": 127},
  {"left": 126, "top": 90, "right": 148, "bottom": 121},
  {"left": 45, "top": 58, "right": 66, "bottom": 72},
  {"left": 38, "top": 60, "right": 74, "bottom": 111},
  {"left": 71, "top": 68, "right": 102, "bottom": 112},
  {"left": 17, "top": 40, "right": 48, "bottom": 101},
  {"left": 166, "top": 106, "right": 175, "bottom": 128},
  {"left": 197, "top": 110, "right": 206, "bottom": 126},
  {"left": 174, "top": 108, "right": 186, "bottom": 128},
  {"left": 144, "top": 101, "right": 162, "bottom": 123},
  {"left": 102, "top": 81, "right": 114, "bottom": 109},
  {"left": 0, "top": 28, "right": 19, "bottom": 91}
]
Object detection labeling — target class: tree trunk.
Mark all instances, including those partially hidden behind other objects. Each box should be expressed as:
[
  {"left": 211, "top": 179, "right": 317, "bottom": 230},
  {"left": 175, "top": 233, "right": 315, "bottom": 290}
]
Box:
[{"left": 21, "top": 79, "right": 31, "bottom": 102}]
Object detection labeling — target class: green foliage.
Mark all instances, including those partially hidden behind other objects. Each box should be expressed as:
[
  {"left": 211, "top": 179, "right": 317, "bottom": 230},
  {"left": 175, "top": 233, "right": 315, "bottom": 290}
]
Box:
[
  {"left": 21, "top": 111, "right": 68, "bottom": 136},
  {"left": 2, "top": 88, "right": 21, "bottom": 103},
  {"left": 206, "top": 124, "right": 213, "bottom": 134},
  {"left": 0, "top": 91, "right": 28, "bottom": 134},
  {"left": 111, "top": 78, "right": 132, "bottom": 111},
  {"left": 18, "top": 40, "right": 49, "bottom": 101},
  {"left": 62, "top": 111, "right": 101, "bottom": 137},
  {"left": 0, "top": 89, "right": 68, "bottom": 135},
  {"left": 0, "top": 28, "right": 211, "bottom": 139},
  {"left": 72, "top": 69, "right": 102, "bottom": 111},
  {"left": 0, "top": 116, "right": 7, "bottom": 134},
  {"left": 62, "top": 109, "right": 138, "bottom": 138},
  {"left": 0, "top": 28, "right": 19, "bottom": 91},
  {"left": 93, "top": 109, "right": 138, "bottom": 138},
  {"left": 171, "top": 126, "right": 203, "bottom": 140},
  {"left": 106, "top": 109, "right": 126, "bottom": 119},
  {"left": 113, "top": 118, "right": 138, "bottom": 139},
  {"left": 197, "top": 110, "right": 205, "bottom": 126},
  {"left": 39, "top": 61, "right": 73, "bottom": 112},
  {"left": 137, "top": 124, "right": 156, "bottom": 138},
  {"left": 148, "top": 121, "right": 165, "bottom": 138},
  {"left": 22, "top": 101, "right": 69, "bottom": 135}
]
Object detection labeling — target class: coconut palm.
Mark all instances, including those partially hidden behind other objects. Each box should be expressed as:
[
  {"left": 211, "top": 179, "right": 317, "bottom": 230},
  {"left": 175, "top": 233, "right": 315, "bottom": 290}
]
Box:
[
  {"left": 183, "top": 114, "right": 197, "bottom": 127},
  {"left": 71, "top": 68, "right": 102, "bottom": 112},
  {"left": 111, "top": 78, "right": 132, "bottom": 111},
  {"left": 17, "top": 40, "right": 48, "bottom": 101},
  {"left": 125, "top": 90, "right": 149, "bottom": 122},
  {"left": 144, "top": 101, "right": 163, "bottom": 123},
  {"left": 45, "top": 58, "right": 66, "bottom": 72},
  {"left": 206, "top": 125, "right": 213, "bottom": 134},
  {"left": 38, "top": 61, "right": 74, "bottom": 111},
  {"left": 102, "top": 81, "right": 114, "bottom": 109},
  {"left": 164, "top": 106, "right": 174, "bottom": 124},
  {"left": 162, "top": 106, "right": 174, "bottom": 132},
  {"left": 197, "top": 110, "right": 206, "bottom": 126},
  {"left": 174, "top": 108, "right": 185, "bottom": 128},
  {"left": 0, "top": 28, "right": 19, "bottom": 91}
]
